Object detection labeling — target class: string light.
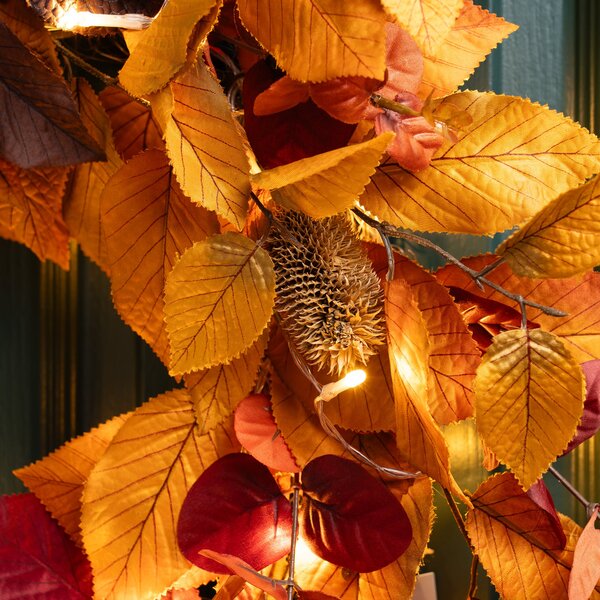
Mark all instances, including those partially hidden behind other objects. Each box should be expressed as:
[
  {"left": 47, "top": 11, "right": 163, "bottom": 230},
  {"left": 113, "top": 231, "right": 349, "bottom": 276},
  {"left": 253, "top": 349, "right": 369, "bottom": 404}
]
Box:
[
  {"left": 54, "top": 5, "right": 157, "bottom": 31},
  {"left": 316, "top": 369, "right": 367, "bottom": 402}
]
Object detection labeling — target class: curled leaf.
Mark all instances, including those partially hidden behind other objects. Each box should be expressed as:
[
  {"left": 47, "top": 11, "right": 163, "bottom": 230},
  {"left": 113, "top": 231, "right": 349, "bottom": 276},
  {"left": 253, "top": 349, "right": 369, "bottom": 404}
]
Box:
[{"left": 569, "top": 507, "right": 600, "bottom": 600}]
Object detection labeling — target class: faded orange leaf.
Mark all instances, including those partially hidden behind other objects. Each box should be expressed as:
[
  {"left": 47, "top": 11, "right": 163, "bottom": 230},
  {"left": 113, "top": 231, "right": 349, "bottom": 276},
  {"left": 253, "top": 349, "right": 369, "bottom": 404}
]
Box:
[
  {"left": 362, "top": 92, "right": 600, "bottom": 234},
  {"left": 381, "top": 0, "right": 464, "bottom": 56},
  {"left": 164, "top": 232, "right": 275, "bottom": 375},
  {"left": 237, "top": 0, "right": 386, "bottom": 82},
  {"left": 418, "top": 1, "right": 518, "bottom": 98},
  {"left": 185, "top": 330, "right": 268, "bottom": 433},
  {"left": 252, "top": 133, "right": 393, "bottom": 218},
  {"left": 498, "top": 174, "right": 600, "bottom": 278},
  {"left": 165, "top": 60, "right": 251, "bottom": 229},
  {"left": 64, "top": 79, "right": 123, "bottom": 274},
  {"left": 467, "top": 475, "right": 600, "bottom": 600},
  {"left": 119, "top": 0, "right": 220, "bottom": 96},
  {"left": 99, "top": 86, "right": 165, "bottom": 160},
  {"left": 436, "top": 256, "right": 600, "bottom": 363},
  {"left": 569, "top": 507, "right": 600, "bottom": 600},
  {"left": 14, "top": 413, "right": 130, "bottom": 546},
  {"left": 213, "top": 576, "right": 246, "bottom": 600},
  {"left": 0, "top": 160, "right": 70, "bottom": 268},
  {"left": 81, "top": 390, "right": 239, "bottom": 600},
  {"left": 101, "top": 148, "right": 219, "bottom": 366},
  {"left": 474, "top": 329, "right": 584, "bottom": 489},
  {"left": 385, "top": 277, "right": 466, "bottom": 500}
]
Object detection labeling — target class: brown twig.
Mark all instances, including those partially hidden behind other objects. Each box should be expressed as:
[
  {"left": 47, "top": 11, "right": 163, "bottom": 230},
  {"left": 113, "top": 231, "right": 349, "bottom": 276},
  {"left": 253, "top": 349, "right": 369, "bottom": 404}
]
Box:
[
  {"left": 54, "top": 40, "right": 118, "bottom": 87},
  {"left": 548, "top": 466, "right": 599, "bottom": 519},
  {"left": 287, "top": 473, "right": 301, "bottom": 600},
  {"left": 443, "top": 487, "right": 471, "bottom": 545},
  {"left": 468, "top": 554, "right": 480, "bottom": 599},
  {"left": 370, "top": 94, "right": 420, "bottom": 116}
]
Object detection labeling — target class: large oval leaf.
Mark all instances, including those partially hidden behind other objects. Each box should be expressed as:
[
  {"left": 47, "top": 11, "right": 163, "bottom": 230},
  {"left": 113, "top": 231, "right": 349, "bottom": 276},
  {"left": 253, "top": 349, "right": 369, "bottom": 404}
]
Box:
[
  {"left": 102, "top": 148, "right": 219, "bottom": 366},
  {"left": 498, "top": 174, "right": 600, "bottom": 278},
  {"left": 474, "top": 329, "right": 585, "bottom": 489},
  {"left": 80, "top": 390, "right": 238, "bottom": 600},
  {"left": 362, "top": 92, "right": 600, "bottom": 234},
  {"left": 164, "top": 232, "right": 275, "bottom": 375},
  {"left": 301, "top": 455, "right": 412, "bottom": 573},
  {"left": 177, "top": 453, "right": 292, "bottom": 574},
  {"left": 237, "top": 0, "right": 386, "bottom": 82}
]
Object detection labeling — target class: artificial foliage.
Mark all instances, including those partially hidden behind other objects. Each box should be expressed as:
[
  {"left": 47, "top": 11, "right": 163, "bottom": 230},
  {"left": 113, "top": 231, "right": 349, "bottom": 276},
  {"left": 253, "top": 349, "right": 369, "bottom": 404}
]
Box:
[{"left": 2, "top": 0, "right": 600, "bottom": 599}]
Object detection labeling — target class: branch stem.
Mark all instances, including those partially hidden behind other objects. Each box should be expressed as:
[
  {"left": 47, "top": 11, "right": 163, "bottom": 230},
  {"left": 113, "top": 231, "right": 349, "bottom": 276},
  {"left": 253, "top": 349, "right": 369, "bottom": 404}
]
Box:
[
  {"left": 287, "top": 473, "right": 301, "bottom": 600},
  {"left": 54, "top": 40, "right": 117, "bottom": 87},
  {"left": 468, "top": 554, "right": 480, "bottom": 599},
  {"left": 548, "top": 466, "right": 598, "bottom": 517},
  {"left": 443, "top": 487, "right": 471, "bottom": 546},
  {"left": 370, "top": 94, "right": 420, "bottom": 116}
]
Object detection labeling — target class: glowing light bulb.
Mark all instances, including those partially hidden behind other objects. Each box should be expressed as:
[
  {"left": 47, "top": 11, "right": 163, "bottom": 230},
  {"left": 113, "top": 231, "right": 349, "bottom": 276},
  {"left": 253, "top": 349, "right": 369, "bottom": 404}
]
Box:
[
  {"left": 55, "top": 7, "right": 153, "bottom": 30},
  {"left": 318, "top": 369, "right": 366, "bottom": 402}
]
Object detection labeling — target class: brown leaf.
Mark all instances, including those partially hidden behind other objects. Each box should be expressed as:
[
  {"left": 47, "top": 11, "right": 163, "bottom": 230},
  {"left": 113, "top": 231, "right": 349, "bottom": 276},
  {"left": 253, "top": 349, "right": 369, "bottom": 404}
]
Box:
[
  {"left": 436, "top": 256, "right": 600, "bottom": 363},
  {"left": 569, "top": 507, "right": 600, "bottom": 600},
  {"left": 13, "top": 412, "right": 130, "bottom": 546},
  {"left": 0, "top": 23, "right": 104, "bottom": 168},
  {"left": 0, "top": 160, "right": 70, "bottom": 268},
  {"left": 101, "top": 148, "right": 219, "bottom": 366},
  {"left": 63, "top": 78, "right": 123, "bottom": 274},
  {"left": 81, "top": 389, "right": 239, "bottom": 600},
  {"left": 99, "top": 86, "right": 165, "bottom": 160}
]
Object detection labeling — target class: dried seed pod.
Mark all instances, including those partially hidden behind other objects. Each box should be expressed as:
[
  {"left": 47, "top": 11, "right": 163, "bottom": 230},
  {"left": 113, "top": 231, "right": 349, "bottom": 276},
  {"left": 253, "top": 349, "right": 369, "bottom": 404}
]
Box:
[{"left": 269, "top": 210, "right": 385, "bottom": 375}]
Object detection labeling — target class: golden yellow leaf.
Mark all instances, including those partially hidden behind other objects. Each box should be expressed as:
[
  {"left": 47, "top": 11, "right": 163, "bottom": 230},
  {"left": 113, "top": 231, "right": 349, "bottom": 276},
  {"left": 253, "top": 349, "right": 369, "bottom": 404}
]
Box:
[
  {"left": 81, "top": 390, "right": 238, "bottom": 600},
  {"left": 98, "top": 86, "right": 165, "bottom": 160},
  {"left": 251, "top": 133, "right": 393, "bottom": 219},
  {"left": 185, "top": 330, "right": 268, "bottom": 433},
  {"left": 118, "top": 0, "right": 220, "bottom": 96},
  {"left": 237, "top": 0, "right": 386, "bottom": 82},
  {"left": 101, "top": 148, "right": 219, "bottom": 366},
  {"left": 362, "top": 92, "right": 600, "bottom": 234},
  {"left": 13, "top": 413, "right": 130, "bottom": 546},
  {"left": 63, "top": 79, "right": 123, "bottom": 274},
  {"left": 467, "top": 475, "right": 600, "bottom": 600},
  {"left": 498, "top": 174, "right": 600, "bottom": 278},
  {"left": 164, "top": 60, "right": 251, "bottom": 229},
  {"left": 164, "top": 232, "right": 275, "bottom": 375},
  {"left": 474, "top": 329, "right": 584, "bottom": 489},
  {"left": 0, "top": 160, "right": 70, "bottom": 269},
  {"left": 418, "top": 1, "right": 518, "bottom": 98},
  {"left": 381, "top": 0, "right": 464, "bottom": 56},
  {"left": 385, "top": 277, "right": 466, "bottom": 501},
  {"left": 436, "top": 256, "right": 600, "bottom": 363}
]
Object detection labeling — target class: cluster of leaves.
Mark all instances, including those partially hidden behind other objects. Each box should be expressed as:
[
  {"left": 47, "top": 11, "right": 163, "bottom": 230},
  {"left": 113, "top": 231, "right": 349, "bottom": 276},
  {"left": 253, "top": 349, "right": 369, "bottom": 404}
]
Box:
[{"left": 2, "top": 0, "right": 600, "bottom": 598}]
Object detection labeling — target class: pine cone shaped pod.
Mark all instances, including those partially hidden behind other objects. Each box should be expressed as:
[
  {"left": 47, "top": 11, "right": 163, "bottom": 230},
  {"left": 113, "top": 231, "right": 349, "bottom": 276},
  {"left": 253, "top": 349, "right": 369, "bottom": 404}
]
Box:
[{"left": 269, "top": 210, "right": 386, "bottom": 375}]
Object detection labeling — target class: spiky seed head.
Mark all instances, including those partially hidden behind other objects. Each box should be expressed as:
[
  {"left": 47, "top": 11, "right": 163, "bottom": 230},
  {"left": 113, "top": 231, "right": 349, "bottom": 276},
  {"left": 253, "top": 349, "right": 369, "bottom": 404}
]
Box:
[{"left": 268, "top": 210, "right": 386, "bottom": 375}]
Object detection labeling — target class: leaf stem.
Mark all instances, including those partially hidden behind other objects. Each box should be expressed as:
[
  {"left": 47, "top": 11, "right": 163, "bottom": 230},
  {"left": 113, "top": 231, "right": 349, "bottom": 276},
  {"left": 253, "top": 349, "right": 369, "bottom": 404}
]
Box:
[
  {"left": 54, "top": 40, "right": 118, "bottom": 87},
  {"left": 468, "top": 554, "right": 480, "bottom": 599},
  {"left": 370, "top": 94, "right": 420, "bottom": 116},
  {"left": 548, "top": 466, "right": 599, "bottom": 518},
  {"left": 287, "top": 473, "right": 301, "bottom": 600},
  {"left": 351, "top": 208, "right": 568, "bottom": 319},
  {"left": 442, "top": 487, "right": 471, "bottom": 545}
]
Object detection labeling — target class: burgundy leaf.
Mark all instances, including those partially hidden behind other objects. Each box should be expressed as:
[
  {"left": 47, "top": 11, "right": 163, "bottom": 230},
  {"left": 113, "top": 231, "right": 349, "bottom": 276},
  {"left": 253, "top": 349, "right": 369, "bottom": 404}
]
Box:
[
  {"left": 177, "top": 453, "right": 292, "bottom": 574},
  {"left": 297, "top": 592, "right": 340, "bottom": 600},
  {"left": 300, "top": 455, "right": 412, "bottom": 572},
  {"left": 563, "top": 360, "right": 600, "bottom": 455},
  {"left": 242, "top": 60, "right": 355, "bottom": 169},
  {"left": 234, "top": 393, "right": 300, "bottom": 473},
  {"left": 0, "top": 23, "right": 105, "bottom": 168},
  {"left": 526, "top": 479, "right": 566, "bottom": 549},
  {"left": 0, "top": 493, "right": 93, "bottom": 599}
]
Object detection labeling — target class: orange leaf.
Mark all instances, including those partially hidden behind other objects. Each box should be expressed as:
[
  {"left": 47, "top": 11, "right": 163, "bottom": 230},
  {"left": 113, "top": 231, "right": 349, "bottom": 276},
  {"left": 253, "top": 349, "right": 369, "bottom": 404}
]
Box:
[
  {"left": 385, "top": 277, "right": 466, "bottom": 501},
  {"left": 237, "top": 0, "right": 386, "bottom": 82},
  {"left": 119, "top": 0, "right": 220, "bottom": 96},
  {"left": 467, "top": 474, "right": 600, "bottom": 600},
  {"left": 418, "top": 1, "right": 518, "bottom": 98},
  {"left": 362, "top": 92, "right": 600, "bottom": 234},
  {"left": 498, "top": 174, "right": 600, "bottom": 278},
  {"left": 101, "top": 148, "right": 219, "bottom": 366},
  {"left": 436, "top": 256, "right": 600, "bottom": 363},
  {"left": 99, "top": 86, "right": 165, "bottom": 160},
  {"left": 474, "top": 329, "right": 584, "bottom": 489},
  {"left": 81, "top": 389, "right": 239, "bottom": 600},
  {"left": 64, "top": 79, "right": 123, "bottom": 274},
  {"left": 164, "top": 60, "right": 251, "bottom": 229},
  {"left": 0, "top": 160, "right": 70, "bottom": 268},
  {"left": 381, "top": 0, "right": 464, "bottom": 56},
  {"left": 569, "top": 507, "right": 600, "bottom": 600},
  {"left": 13, "top": 412, "right": 130, "bottom": 546},
  {"left": 185, "top": 331, "right": 268, "bottom": 433}
]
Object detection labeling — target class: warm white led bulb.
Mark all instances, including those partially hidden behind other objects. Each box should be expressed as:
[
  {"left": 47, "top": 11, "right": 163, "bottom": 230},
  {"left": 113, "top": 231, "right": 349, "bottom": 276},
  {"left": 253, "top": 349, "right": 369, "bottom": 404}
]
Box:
[
  {"left": 55, "top": 8, "right": 153, "bottom": 30},
  {"left": 317, "top": 369, "right": 367, "bottom": 402}
]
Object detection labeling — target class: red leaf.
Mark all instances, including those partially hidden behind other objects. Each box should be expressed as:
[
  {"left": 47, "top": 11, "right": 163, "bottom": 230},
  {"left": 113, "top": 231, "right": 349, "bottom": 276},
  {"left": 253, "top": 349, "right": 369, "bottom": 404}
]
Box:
[
  {"left": 564, "top": 360, "right": 600, "bottom": 455},
  {"left": 0, "top": 493, "right": 93, "bottom": 599},
  {"left": 234, "top": 394, "right": 300, "bottom": 473},
  {"left": 297, "top": 592, "right": 340, "bottom": 600},
  {"left": 0, "top": 23, "right": 104, "bottom": 168},
  {"left": 569, "top": 507, "right": 600, "bottom": 600},
  {"left": 242, "top": 60, "right": 355, "bottom": 169},
  {"left": 177, "top": 453, "right": 292, "bottom": 574},
  {"left": 300, "top": 455, "right": 412, "bottom": 572},
  {"left": 198, "top": 549, "right": 287, "bottom": 600},
  {"left": 526, "top": 480, "right": 566, "bottom": 550}
]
